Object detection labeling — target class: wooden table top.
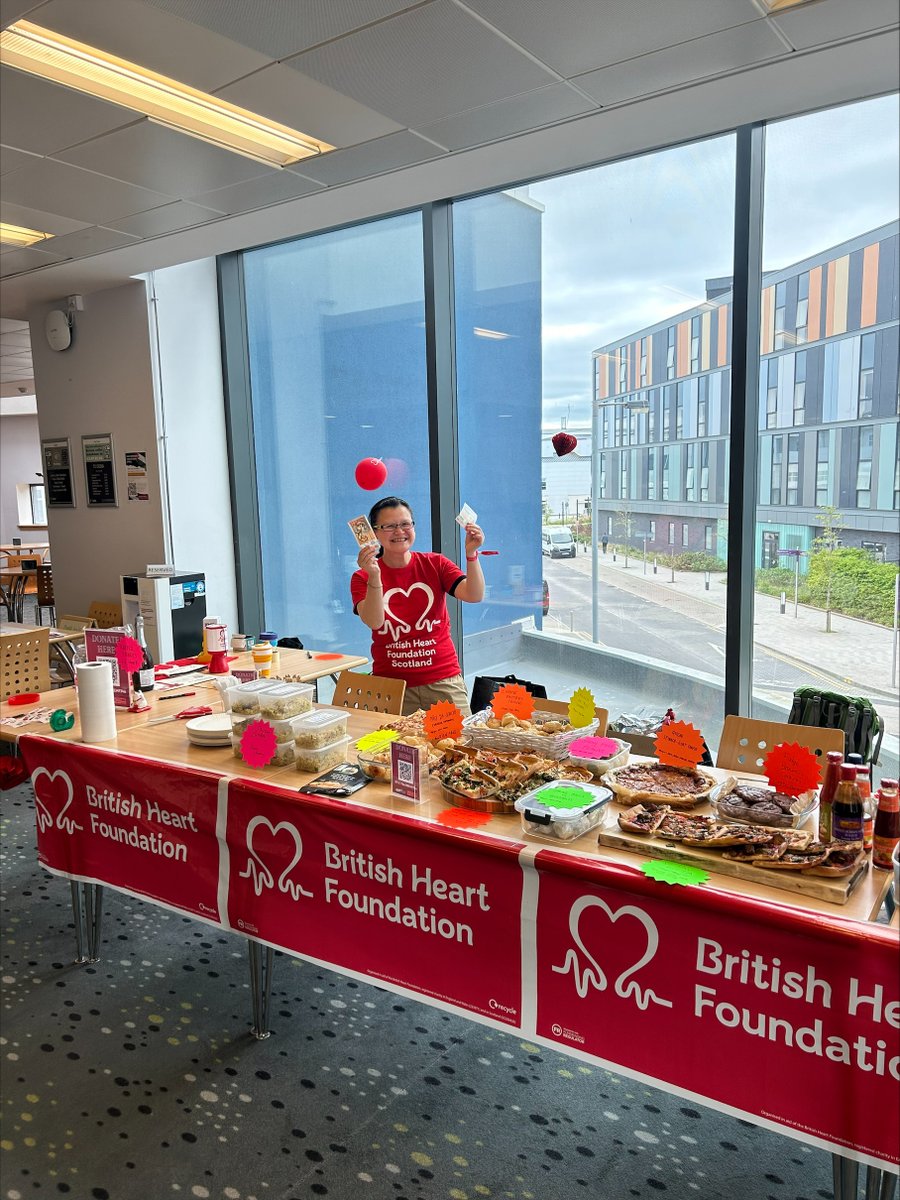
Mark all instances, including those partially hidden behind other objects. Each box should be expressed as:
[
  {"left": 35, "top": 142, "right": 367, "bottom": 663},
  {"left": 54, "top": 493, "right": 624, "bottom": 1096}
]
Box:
[
  {"left": 0, "top": 542, "right": 49, "bottom": 552},
  {"left": 4, "top": 674, "right": 893, "bottom": 928},
  {"left": 1, "top": 621, "right": 83, "bottom": 645}
]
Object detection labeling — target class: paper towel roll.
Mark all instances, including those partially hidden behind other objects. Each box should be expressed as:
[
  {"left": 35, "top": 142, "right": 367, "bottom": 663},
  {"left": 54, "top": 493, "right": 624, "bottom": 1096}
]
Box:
[{"left": 76, "top": 660, "right": 118, "bottom": 743}]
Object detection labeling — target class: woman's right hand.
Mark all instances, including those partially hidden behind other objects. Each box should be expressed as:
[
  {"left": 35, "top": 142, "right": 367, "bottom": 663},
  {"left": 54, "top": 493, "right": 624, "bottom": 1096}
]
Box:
[{"left": 357, "top": 542, "right": 382, "bottom": 581}]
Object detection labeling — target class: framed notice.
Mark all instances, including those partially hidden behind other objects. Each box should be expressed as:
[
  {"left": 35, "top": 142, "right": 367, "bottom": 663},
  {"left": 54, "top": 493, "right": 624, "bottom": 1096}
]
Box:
[
  {"left": 82, "top": 433, "right": 118, "bottom": 507},
  {"left": 41, "top": 437, "right": 76, "bottom": 508}
]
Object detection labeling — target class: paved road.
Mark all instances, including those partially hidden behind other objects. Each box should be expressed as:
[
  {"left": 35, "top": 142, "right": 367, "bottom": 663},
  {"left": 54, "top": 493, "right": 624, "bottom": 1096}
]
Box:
[{"left": 542, "top": 555, "right": 898, "bottom": 738}]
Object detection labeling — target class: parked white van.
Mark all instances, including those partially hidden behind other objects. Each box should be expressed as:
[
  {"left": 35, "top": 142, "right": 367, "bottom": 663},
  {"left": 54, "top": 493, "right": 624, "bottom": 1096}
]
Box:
[{"left": 541, "top": 527, "right": 576, "bottom": 558}]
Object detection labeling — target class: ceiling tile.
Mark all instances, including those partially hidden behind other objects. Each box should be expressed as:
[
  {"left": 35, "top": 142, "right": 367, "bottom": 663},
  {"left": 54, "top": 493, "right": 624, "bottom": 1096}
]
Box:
[
  {"left": 0, "top": 245, "right": 70, "bottom": 276},
  {"left": 214, "top": 62, "right": 402, "bottom": 149},
  {"left": 57, "top": 121, "right": 272, "bottom": 196},
  {"left": 287, "top": 130, "right": 443, "bottom": 187},
  {"left": 189, "top": 171, "right": 325, "bottom": 216},
  {"left": 462, "top": 0, "right": 764, "bottom": 76},
  {"left": 0, "top": 1, "right": 46, "bottom": 27},
  {"left": 0, "top": 67, "right": 141, "bottom": 156},
  {"left": 0, "top": 158, "right": 173, "bottom": 224},
  {"left": 105, "top": 200, "right": 226, "bottom": 237},
  {"left": 286, "top": 0, "right": 557, "bottom": 128},
  {"left": 414, "top": 83, "right": 596, "bottom": 153},
  {"left": 37, "top": 225, "right": 142, "bottom": 258},
  {"left": 142, "top": 0, "right": 421, "bottom": 60},
  {"left": 770, "top": 0, "right": 900, "bottom": 50},
  {"left": 30, "top": 0, "right": 273, "bottom": 91},
  {"left": 575, "top": 21, "right": 787, "bottom": 107},
  {"left": 0, "top": 200, "right": 90, "bottom": 236},
  {"left": 0, "top": 144, "right": 41, "bottom": 175}
]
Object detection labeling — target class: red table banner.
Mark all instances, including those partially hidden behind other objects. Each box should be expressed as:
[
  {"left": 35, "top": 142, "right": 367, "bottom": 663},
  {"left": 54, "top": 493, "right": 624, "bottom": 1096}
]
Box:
[
  {"left": 530, "top": 850, "right": 899, "bottom": 1168},
  {"left": 226, "top": 779, "right": 525, "bottom": 1024},
  {"left": 19, "top": 735, "right": 223, "bottom": 923}
]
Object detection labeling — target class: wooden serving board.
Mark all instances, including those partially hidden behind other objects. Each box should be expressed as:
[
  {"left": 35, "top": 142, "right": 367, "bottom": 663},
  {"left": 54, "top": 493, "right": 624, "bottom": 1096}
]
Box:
[{"left": 597, "top": 823, "right": 869, "bottom": 906}]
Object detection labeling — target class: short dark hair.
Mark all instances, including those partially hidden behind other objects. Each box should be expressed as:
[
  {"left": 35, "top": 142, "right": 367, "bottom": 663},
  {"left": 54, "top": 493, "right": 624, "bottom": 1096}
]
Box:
[{"left": 368, "top": 496, "right": 413, "bottom": 527}]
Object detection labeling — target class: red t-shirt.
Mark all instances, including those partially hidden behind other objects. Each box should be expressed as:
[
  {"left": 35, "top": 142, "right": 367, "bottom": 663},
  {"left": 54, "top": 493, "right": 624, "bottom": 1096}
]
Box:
[{"left": 350, "top": 552, "right": 465, "bottom": 685}]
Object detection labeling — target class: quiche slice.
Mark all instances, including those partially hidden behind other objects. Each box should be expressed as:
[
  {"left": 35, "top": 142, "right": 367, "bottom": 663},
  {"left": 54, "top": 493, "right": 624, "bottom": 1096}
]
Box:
[
  {"left": 605, "top": 762, "right": 720, "bottom": 810},
  {"left": 656, "top": 812, "right": 719, "bottom": 842}
]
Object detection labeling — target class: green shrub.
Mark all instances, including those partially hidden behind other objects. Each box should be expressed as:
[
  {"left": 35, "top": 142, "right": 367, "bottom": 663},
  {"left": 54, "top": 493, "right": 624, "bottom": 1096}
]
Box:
[
  {"left": 806, "top": 548, "right": 898, "bottom": 625},
  {"left": 673, "top": 551, "right": 727, "bottom": 572}
]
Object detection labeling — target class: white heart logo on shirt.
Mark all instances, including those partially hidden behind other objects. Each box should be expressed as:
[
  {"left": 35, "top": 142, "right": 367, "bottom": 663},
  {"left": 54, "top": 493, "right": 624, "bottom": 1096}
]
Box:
[{"left": 380, "top": 582, "right": 437, "bottom": 640}]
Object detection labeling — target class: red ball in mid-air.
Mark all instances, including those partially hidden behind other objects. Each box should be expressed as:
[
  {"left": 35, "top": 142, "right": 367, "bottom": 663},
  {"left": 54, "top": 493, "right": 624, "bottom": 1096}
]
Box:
[{"left": 355, "top": 457, "right": 388, "bottom": 490}]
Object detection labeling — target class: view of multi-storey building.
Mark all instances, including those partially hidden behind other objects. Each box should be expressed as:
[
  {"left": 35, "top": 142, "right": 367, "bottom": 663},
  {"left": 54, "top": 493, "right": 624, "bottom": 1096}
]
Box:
[{"left": 584, "top": 222, "right": 899, "bottom": 568}]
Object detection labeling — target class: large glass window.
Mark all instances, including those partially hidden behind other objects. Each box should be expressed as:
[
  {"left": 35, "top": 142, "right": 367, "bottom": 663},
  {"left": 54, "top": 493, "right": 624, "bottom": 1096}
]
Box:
[
  {"left": 455, "top": 136, "right": 735, "bottom": 737},
  {"left": 241, "top": 213, "right": 430, "bottom": 650},
  {"left": 754, "top": 94, "right": 899, "bottom": 762}
]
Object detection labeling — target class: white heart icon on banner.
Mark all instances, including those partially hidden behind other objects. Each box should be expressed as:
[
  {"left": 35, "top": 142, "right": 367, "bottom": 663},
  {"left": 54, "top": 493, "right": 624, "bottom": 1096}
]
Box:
[
  {"left": 552, "top": 895, "right": 673, "bottom": 1010},
  {"left": 240, "top": 816, "right": 313, "bottom": 901},
  {"left": 31, "top": 767, "right": 82, "bottom": 835}
]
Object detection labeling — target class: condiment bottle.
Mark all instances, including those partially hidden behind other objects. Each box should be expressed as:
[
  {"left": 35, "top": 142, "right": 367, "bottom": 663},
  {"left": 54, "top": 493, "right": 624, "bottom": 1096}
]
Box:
[
  {"left": 831, "top": 765, "right": 864, "bottom": 844},
  {"left": 872, "top": 778, "right": 899, "bottom": 870},
  {"left": 817, "top": 750, "right": 844, "bottom": 842}
]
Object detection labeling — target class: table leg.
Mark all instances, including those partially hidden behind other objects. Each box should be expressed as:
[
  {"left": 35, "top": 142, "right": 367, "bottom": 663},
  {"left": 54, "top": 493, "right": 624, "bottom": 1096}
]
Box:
[
  {"left": 70, "top": 882, "right": 104, "bottom": 963},
  {"left": 247, "top": 941, "right": 274, "bottom": 1040},
  {"left": 866, "top": 1165, "right": 898, "bottom": 1200},
  {"left": 834, "top": 1155, "right": 860, "bottom": 1199},
  {"left": 85, "top": 884, "right": 104, "bottom": 962},
  {"left": 70, "top": 882, "right": 88, "bottom": 964}
]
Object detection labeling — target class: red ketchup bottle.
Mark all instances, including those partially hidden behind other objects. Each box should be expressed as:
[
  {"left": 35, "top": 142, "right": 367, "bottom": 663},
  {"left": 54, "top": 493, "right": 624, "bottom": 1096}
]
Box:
[
  {"left": 872, "top": 778, "right": 899, "bottom": 870},
  {"left": 817, "top": 750, "right": 844, "bottom": 842}
]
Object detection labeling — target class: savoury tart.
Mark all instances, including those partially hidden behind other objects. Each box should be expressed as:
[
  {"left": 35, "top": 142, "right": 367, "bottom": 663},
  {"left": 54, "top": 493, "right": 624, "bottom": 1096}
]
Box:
[{"left": 604, "top": 762, "right": 720, "bottom": 809}]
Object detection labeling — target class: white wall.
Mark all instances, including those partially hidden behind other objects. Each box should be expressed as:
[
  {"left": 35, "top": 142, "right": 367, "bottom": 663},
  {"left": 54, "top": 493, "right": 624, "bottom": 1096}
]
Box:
[
  {"left": 28, "top": 281, "right": 166, "bottom": 616},
  {"left": 0, "top": 413, "right": 42, "bottom": 542},
  {"left": 146, "top": 260, "right": 238, "bottom": 635}
]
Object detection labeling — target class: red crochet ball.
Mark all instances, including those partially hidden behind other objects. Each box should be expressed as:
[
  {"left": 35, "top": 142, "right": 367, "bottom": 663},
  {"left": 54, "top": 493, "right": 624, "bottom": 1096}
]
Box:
[
  {"left": 354, "top": 457, "right": 388, "bottom": 490},
  {"left": 552, "top": 432, "right": 577, "bottom": 457}
]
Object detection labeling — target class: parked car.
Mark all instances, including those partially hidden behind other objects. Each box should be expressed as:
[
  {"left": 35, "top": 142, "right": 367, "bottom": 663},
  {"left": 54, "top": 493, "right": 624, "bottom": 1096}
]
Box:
[{"left": 541, "top": 527, "right": 576, "bottom": 558}]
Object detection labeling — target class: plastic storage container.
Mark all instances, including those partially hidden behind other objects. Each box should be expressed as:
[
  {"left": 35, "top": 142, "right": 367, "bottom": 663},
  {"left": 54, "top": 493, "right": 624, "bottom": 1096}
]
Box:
[
  {"left": 295, "top": 736, "right": 351, "bottom": 774},
  {"left": 230, "top": 733, "right": 296, "bottom": 766},
  {"left": 228, "top": 679, "right": 279, "bottom": 715},
  {"left": 293, "top": 709, "right": 348, "bottom": 747},
  {"left": 514, "top": 780, "right": 612, "bottom": 841},
  {"left": 258, "top": 682, "right": 314, "bottom": 719},
  {"left": 566, "top": 736, "right": 631, "bottom": 777}
]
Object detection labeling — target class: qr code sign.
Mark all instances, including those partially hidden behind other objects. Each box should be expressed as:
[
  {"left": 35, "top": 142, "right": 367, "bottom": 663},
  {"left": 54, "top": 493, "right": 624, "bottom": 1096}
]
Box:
[{"left": 397, "top": 760, "right": 414, "bottom": 784}]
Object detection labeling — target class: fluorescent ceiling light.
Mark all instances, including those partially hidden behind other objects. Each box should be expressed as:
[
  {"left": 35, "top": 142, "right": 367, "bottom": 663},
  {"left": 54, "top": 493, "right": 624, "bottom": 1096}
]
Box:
[
  {"left": 1, "top": 20, "right": 334, "bottom": 168},
  {"left": 0, "top": 221, "right": 54, "bottom": 248}
]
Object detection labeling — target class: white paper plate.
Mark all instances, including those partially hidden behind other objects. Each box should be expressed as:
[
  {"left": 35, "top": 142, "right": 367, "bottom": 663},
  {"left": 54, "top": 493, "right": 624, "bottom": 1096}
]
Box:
[{"left": 185, "top": 713, "right": 231, "bottom": 746}]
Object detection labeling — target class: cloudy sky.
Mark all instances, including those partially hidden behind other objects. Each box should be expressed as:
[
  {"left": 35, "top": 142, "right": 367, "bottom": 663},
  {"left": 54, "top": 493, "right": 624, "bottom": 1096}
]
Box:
[{"left": 533, "top": 92, "right": 900, "bottom": 431}]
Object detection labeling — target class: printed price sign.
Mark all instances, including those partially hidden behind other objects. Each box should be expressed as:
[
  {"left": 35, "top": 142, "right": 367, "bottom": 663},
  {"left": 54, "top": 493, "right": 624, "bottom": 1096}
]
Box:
[
  {"left": 654, "top": 720, "right": 705, "bottom": 769},
  {"left": 568, "top": 687, "right": 596, "bottom": 729},
  {"left": 491, "top": 683, "right": 534, "bottom": 721},
  {"left": 763, "top": 742, "right": 821, "bottom": 797},
  {"left": 423, "top": 700, "right": 464, "bottom": 742}
]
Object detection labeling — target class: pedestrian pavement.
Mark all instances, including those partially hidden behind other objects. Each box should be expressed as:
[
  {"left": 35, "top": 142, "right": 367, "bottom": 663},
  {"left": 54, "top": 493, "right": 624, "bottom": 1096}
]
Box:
[{"left": 557, "top": 549, "right": 898, "bottom": 740}]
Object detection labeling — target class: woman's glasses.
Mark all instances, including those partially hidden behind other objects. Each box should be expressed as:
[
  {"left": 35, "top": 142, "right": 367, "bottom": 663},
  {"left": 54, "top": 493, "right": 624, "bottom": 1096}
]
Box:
[{"left": 375, "top": 521, "right": 415, "bottom": 532}]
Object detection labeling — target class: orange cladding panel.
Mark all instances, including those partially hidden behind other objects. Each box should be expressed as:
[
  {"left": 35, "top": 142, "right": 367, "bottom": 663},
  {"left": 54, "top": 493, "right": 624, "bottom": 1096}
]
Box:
[
  {"left": 861, "top": 242, "right": 880, "bottom": 327},
  {"left": 807, "top": 267, "right": 822, "bottom": 342}
]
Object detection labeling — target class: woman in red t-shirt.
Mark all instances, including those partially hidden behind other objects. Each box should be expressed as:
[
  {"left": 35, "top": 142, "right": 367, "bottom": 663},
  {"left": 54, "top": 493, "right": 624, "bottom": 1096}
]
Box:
[{"left": 350, "top": 496, "right": 484, "bottom": 716}]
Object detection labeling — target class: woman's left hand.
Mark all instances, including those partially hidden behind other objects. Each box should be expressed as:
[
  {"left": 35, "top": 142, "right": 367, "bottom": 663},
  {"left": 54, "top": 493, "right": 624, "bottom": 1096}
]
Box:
[{"left": 464, "top": 524, "right": 485, "bottom": 556}]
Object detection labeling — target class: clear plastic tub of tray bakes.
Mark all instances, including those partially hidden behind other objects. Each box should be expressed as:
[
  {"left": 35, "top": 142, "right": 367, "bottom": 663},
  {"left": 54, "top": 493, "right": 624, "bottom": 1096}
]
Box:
[
  {"left": 293, "top": 709, "right": 348, "bottom": 748},
  {"left": 230, "top": 712, "right": 305, "bottom": 743},
  {"left": 258, "top": 682, "right": 314, "bottom": 720},
  {"left": 712, "top": 785, "right": 818, "bottom": 829},
  {"left": 295, "top": 736, "right": 351, "bottom": 775},
  {"left": 227, "top": 679, "right": 279, "bottom": 715},
  {"left": 514, "top": 780, "right": 612, "bottom": 841},
  {"left": 230, "top": 733, "right": 296, "bottom": 767},
  {"left": 566, "top": 736, "right": 631, "bottom": 777}
]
